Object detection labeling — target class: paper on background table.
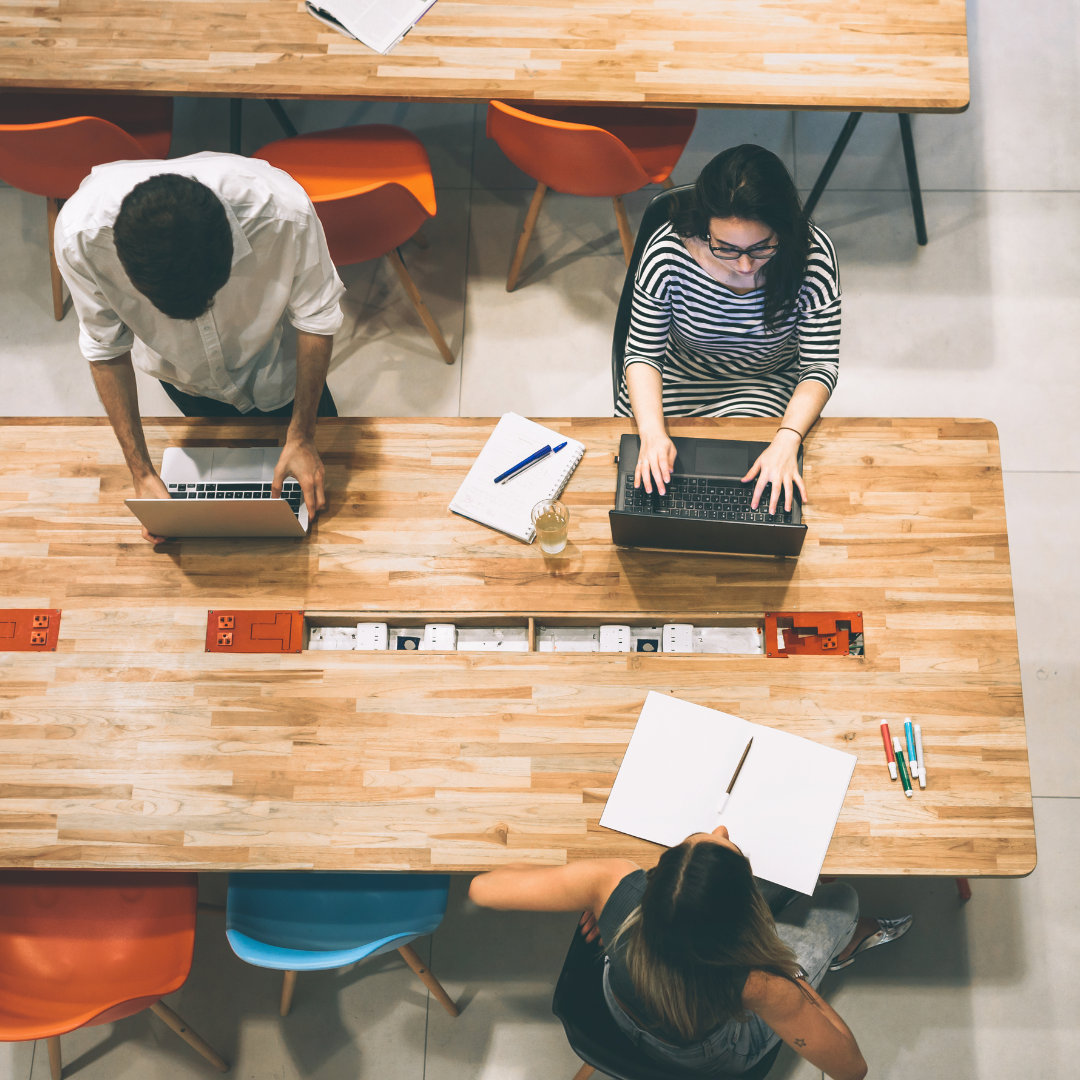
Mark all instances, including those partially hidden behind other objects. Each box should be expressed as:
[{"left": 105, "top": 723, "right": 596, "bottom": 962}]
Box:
[
  {"left": 305, "top": 0, "right": 437, "bottom": 54},
  {"left": 600, "top": 692, "right": 857, "bottom": 895},
  {"left": 449, "top": 413, "right": 585, "bottom": 543}
]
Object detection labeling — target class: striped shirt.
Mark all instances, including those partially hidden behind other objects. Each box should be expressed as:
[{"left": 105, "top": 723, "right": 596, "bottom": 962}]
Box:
[{"left": 616, "top": 223, "right": 840, "bottom": 417}]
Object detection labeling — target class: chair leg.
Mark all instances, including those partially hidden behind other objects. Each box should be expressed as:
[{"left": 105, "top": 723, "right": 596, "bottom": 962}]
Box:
[
  {"left": 612, "top": 196, "right": 634, "bottom": 265},
  {"left": 956, "top": 876, "right": 972, "bottom": 903},
  {"left": 385, "top": 249, "right": 456, "bottom": 365},
  {"left": 46, "top": 1036, "right": 62, "bottom": 1080},
  {"left": 506, "top": 180, "right": 547, "bottom": 291},
  {"left": 280, "top": 969, "right": 297, "bottom": 1016},
  {"left": 571, "top": 1064, "right": 596, "bottom": 1080},
  {"left": 897, "top": 113, "right": 928, "bottom": 246},
  {"left": 660, "top": 177, "right": 676, "bottom": 190},
  {"left": 47, "top": 198, "right": 65, "bottom": 321},
  {"left": 148, "top": 1001, "right": 229, "bottom": 1072},
  {"left": 397, "top": 943, "right": 460, "bottom": 1017}
]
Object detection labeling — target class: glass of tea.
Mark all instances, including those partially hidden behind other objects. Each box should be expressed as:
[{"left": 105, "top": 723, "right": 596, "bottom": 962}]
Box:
[{"left": 531, "top": 498, "right": 569, "bottom": 554}]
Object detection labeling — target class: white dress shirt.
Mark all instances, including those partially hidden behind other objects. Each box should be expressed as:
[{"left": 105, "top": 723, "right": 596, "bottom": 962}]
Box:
[{"left": 55, "top": 152, "right": 345, "bottom": 413}]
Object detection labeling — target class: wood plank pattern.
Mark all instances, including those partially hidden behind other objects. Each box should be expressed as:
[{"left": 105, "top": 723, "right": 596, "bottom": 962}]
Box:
[
  {"left": 0, "top": 1, "right": 969, "bottom": 110},
  {"left": 0, "top": 417, "right": 1033, "bottom": 876}
]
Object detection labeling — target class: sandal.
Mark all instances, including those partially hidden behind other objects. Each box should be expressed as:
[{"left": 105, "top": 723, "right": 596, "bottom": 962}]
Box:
[{"left": 828, "top": 915, "right": 913, "bottom": 971}]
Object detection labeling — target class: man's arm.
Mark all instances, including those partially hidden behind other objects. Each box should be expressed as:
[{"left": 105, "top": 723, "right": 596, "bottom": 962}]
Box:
[
  {"left": 273, "top": 330, "right": 333, "bottom": 519},
  {"left": 89, "top": 353, "right": 169, "bottom": 544}
]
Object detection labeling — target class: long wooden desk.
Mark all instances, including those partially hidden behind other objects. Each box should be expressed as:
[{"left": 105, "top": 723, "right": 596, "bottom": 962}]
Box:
[
  {"left": 0, "top": 1, "right": 969, "bottom": 110},
  {"left": 0, "top": 417, "right": 1033, "bottom": 877}
]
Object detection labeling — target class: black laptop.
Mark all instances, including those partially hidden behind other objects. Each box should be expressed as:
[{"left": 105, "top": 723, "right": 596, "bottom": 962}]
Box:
[{"left": 609, "top": 434, "right": 807, "bottom": 557}]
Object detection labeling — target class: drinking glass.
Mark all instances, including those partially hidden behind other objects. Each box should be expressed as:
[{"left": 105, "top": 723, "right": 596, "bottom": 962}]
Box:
[{"left": 531, "top": 499, "right": 569, "bottom": 554}]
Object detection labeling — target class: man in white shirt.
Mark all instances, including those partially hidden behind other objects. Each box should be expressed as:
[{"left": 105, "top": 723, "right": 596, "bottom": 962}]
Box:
[{"left": 54, "top": 152, "right": 345, "bottom": 542}]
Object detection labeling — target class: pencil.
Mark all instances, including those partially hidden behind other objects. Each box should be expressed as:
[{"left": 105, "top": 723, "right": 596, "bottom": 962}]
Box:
[{"left": 717, "top": 737, "right": 753, "bottom": 815}]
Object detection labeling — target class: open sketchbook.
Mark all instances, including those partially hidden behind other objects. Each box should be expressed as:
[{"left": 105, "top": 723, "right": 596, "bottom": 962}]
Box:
[
  {"left": 600, "top": 692, "right": 857, "bottom": 894},
  {"left": 449, "top": 414, "right": 585, "bottom": 543},
  {"left": 306, "top": 0, "right": 437, "bottom": 54}
]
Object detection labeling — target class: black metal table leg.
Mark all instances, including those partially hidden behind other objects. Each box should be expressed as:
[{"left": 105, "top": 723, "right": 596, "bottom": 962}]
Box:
[
  {"left": 898, "top": 113, "right": 928, "bottom": 246},
  {"left": 803, "top": 112, "right": 862, "bottom": 217},
  {"left": 265, "top": 100, "right": 298, "bottom": 139},
  {"left": 229, "top": 99, "right": 242, "bottom": 155}
]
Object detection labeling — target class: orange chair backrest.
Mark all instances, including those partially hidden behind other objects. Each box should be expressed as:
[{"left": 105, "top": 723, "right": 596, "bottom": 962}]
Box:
[
  {"left": 309, "top": 182, "right": 434, "bottom": 266},
  {"left": 0, "top": 870, "right": 197, "bottom": 1023},
  {"left": 0, "top": 116, "right": 151, "bottom": 199},
  {"left": 486, "top": 100, "right": 651, "bottom": 197}
]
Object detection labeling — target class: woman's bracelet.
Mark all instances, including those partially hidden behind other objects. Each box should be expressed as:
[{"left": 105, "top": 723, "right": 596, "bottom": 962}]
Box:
[{"left": 776, "top": 425, "right": 805, "bottom": 442}]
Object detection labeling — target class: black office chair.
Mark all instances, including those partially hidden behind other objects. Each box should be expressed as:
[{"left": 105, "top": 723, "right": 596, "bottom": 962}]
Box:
[
  {"left": 610, "top": 185, "right": 695, "bottom": 414},
  {"left": 552, "top": 926, "right": 783, "bottom": 1080}
]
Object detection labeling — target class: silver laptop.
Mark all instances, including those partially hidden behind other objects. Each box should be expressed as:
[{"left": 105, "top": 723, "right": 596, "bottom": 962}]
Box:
[{"left": 125, "top": 447, "right": 309, "bottom": 538}]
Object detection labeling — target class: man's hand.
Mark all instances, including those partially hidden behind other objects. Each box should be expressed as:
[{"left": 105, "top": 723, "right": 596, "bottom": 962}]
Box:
[
  {"left": 133, "top": 472, "right": 171, "bottom": 545},
  {"left": 741, "top": 428, "right": 806, "bottom": 514},
  {"left": 274, "top": 436, "right": 326, "bottom": 521}
]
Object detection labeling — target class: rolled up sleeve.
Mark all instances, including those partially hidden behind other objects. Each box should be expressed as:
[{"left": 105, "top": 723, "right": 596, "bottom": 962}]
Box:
[
  {"left": 55, "top": 230, "right": 135, "bottom": 363},
  {"left": 286, "top": 213, "right": 345, "bottom": 337}
]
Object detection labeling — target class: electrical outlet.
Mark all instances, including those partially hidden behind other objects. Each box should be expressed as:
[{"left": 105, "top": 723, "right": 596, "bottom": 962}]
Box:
[
  {"left": 217, "top": 631, "right": 233, "bottom": 646},
  {"left": 217, "top": 614, "right": 234, "bottom": 629},
  {"left": 32, "top": 614, "right": 50, "bottom": 628},
  {"left": 29, "top": 630, "right": 48, "bottom": 645}
]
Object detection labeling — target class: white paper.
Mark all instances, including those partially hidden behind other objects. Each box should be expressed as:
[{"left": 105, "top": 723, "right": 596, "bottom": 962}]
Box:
[
  {"left": 600, "top": 692, "right": 856, "bottom": 895},
  {"left": 449, "top": 413, "right": 585, "bottom": 543},
  {"left": 305, "top": 0, "right": 437, "bottom": 54}
]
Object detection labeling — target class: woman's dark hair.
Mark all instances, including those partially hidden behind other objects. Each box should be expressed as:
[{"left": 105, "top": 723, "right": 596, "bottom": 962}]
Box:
[
  {"left": 671, "top": 144, "right": 811, "bottom": 329},
  {"left": 612, "top": 839, "right": 804, "bottom": 1042},
  {"left": 113, "top": 174, "right": 233, "bottom": 321}
]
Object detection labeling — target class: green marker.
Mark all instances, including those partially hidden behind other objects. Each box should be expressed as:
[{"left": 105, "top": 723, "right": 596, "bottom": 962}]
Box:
[{"left": 893, "top": 737, "right": 913, "bottom": 798}]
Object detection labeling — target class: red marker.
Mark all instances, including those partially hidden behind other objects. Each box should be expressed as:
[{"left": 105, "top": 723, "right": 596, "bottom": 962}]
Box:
[{"left": 880, "top": 721, "right": 898, "bottom": 780}]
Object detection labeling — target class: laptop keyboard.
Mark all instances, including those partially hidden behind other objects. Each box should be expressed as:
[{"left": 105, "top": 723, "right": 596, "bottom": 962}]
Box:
[
  {"left": 166, "top": 480, "right": 304, "bottom": 516},
  {"left": 621, "top": 475, "right": 795, "bottom": 525}
]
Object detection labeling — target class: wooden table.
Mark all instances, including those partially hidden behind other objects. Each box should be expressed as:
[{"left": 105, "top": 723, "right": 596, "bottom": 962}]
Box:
[
  {"left": 0, "top": 417, "right": 1033, "bottom": 877},
  {"left": 0, "top": 0, "right": 969, "bottom": 110}
]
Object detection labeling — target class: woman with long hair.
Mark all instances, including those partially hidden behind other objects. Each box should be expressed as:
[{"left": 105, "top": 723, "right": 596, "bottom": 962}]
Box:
[
  {"left": 618, "top": 144, "right": 840, "bottom": 516},
  {"left": 469, "top": 826, "right": 911, "bottom": 1079}
]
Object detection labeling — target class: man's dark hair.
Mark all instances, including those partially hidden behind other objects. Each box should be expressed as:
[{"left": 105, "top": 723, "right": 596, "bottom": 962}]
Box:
[{"left": 113, "top": 174, "right": 233, "bottom": 320}]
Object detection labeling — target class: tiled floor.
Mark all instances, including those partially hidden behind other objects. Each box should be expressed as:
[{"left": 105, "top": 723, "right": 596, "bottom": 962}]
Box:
[{"left": 2, "top": 1, "right": 1079, "bottom": 1076}]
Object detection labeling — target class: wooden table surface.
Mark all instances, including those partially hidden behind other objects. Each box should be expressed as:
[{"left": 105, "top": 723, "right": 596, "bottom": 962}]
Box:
[
  {"left": 0, "top": 417, "right": 1033, "bottom": 877},
  {"left": 0, "top": 0, "right": 969, "bottom": 110}
]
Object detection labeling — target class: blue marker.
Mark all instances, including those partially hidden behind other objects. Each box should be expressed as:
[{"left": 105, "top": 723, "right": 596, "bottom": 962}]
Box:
[
  {"left": 904, "top": 718, "right": 919, "bottom": 780},
  {"left": 493, "top": 441, "right": 567, "bottom": 484}
]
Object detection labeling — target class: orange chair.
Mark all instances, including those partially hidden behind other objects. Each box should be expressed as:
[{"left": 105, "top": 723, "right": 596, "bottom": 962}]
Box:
[
  {"left": 0, "top": 93, "right": 173, "bottom": 320},
  {"left": 0, "top": 870, "right": 228, "bottom": 1079},
  {"left": 486, "top": 101, "right": 696, "bottom": 290},
  {"left": 255, "top": 125, "right": 456, "bottom": 365}
]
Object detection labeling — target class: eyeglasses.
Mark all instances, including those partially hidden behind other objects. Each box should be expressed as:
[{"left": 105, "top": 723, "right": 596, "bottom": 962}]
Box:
[{"left": 703, "top": 236, "right": 779, "bottom": 261}]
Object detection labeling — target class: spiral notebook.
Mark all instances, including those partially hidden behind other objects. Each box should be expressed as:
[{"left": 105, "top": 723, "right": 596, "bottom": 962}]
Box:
[{"left": 449, "top": 414, "right": 585, "bottom": 543}]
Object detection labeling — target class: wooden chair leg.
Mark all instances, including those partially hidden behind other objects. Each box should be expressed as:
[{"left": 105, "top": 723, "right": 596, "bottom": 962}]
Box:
[
  {"left": 385, "top": 249, "right": 456, "bottom": 365},
  {"left": 47, "top": 197, "right": 65, "bottom": 321},
  {"left": 571, "top": 1064, "right": 596, "bottom": 1080},
  {"left": 280, "top": 969, "right": 297, "bottom": 1016},
  {"left": 46, "top": 1035, "right": 62, "bottom": 1080},
  {"left": 956, "top": 876, "right": 972, "bottom": 902},
  {"left": 660, "top": 176, "right": 676, "bottom": 190},
  {"left": 397, "top": 943, "right": 460, "bottom": 1017},
  {"left": 148, "top": 1001, "right": 229, "bottom": 1072},
  {"left": 612, "top": 196, "right": 634, "bottom": 265},
  {"left": 506, "top": 180, "right": 547, "bottom": 291}
]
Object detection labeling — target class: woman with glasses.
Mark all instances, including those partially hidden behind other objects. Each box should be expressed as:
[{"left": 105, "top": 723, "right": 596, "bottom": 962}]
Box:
[
  {"left": 617, "top": 144, "right": 840, "bottom": 516},
  {"left": 470, "top": 826, "right": 911, "bottom": 1079}
]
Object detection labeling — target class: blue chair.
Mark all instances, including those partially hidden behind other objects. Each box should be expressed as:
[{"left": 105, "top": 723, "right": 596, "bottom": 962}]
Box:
[{"left": 226, "top": 872, "right": 459, "bottom": 1018}]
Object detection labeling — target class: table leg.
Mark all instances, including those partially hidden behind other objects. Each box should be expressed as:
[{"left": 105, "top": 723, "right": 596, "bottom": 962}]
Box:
[
  {"left": 229, "top": 99, "right": 243, "bottom": 154},
  {"left": 803, "top": 112, "right": 862, "bottom": 218},
  {"left": 898, "top": 113, "right": 928, "bottom": 246}
]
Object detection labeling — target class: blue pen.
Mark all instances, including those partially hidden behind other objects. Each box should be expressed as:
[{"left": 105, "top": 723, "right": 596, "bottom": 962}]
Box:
[
  {"left": 494, "top": 441, "right": 567, "bottom": 484},
  {"left": 904, "top": 718, "right": 919, "bottom": 780}
]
